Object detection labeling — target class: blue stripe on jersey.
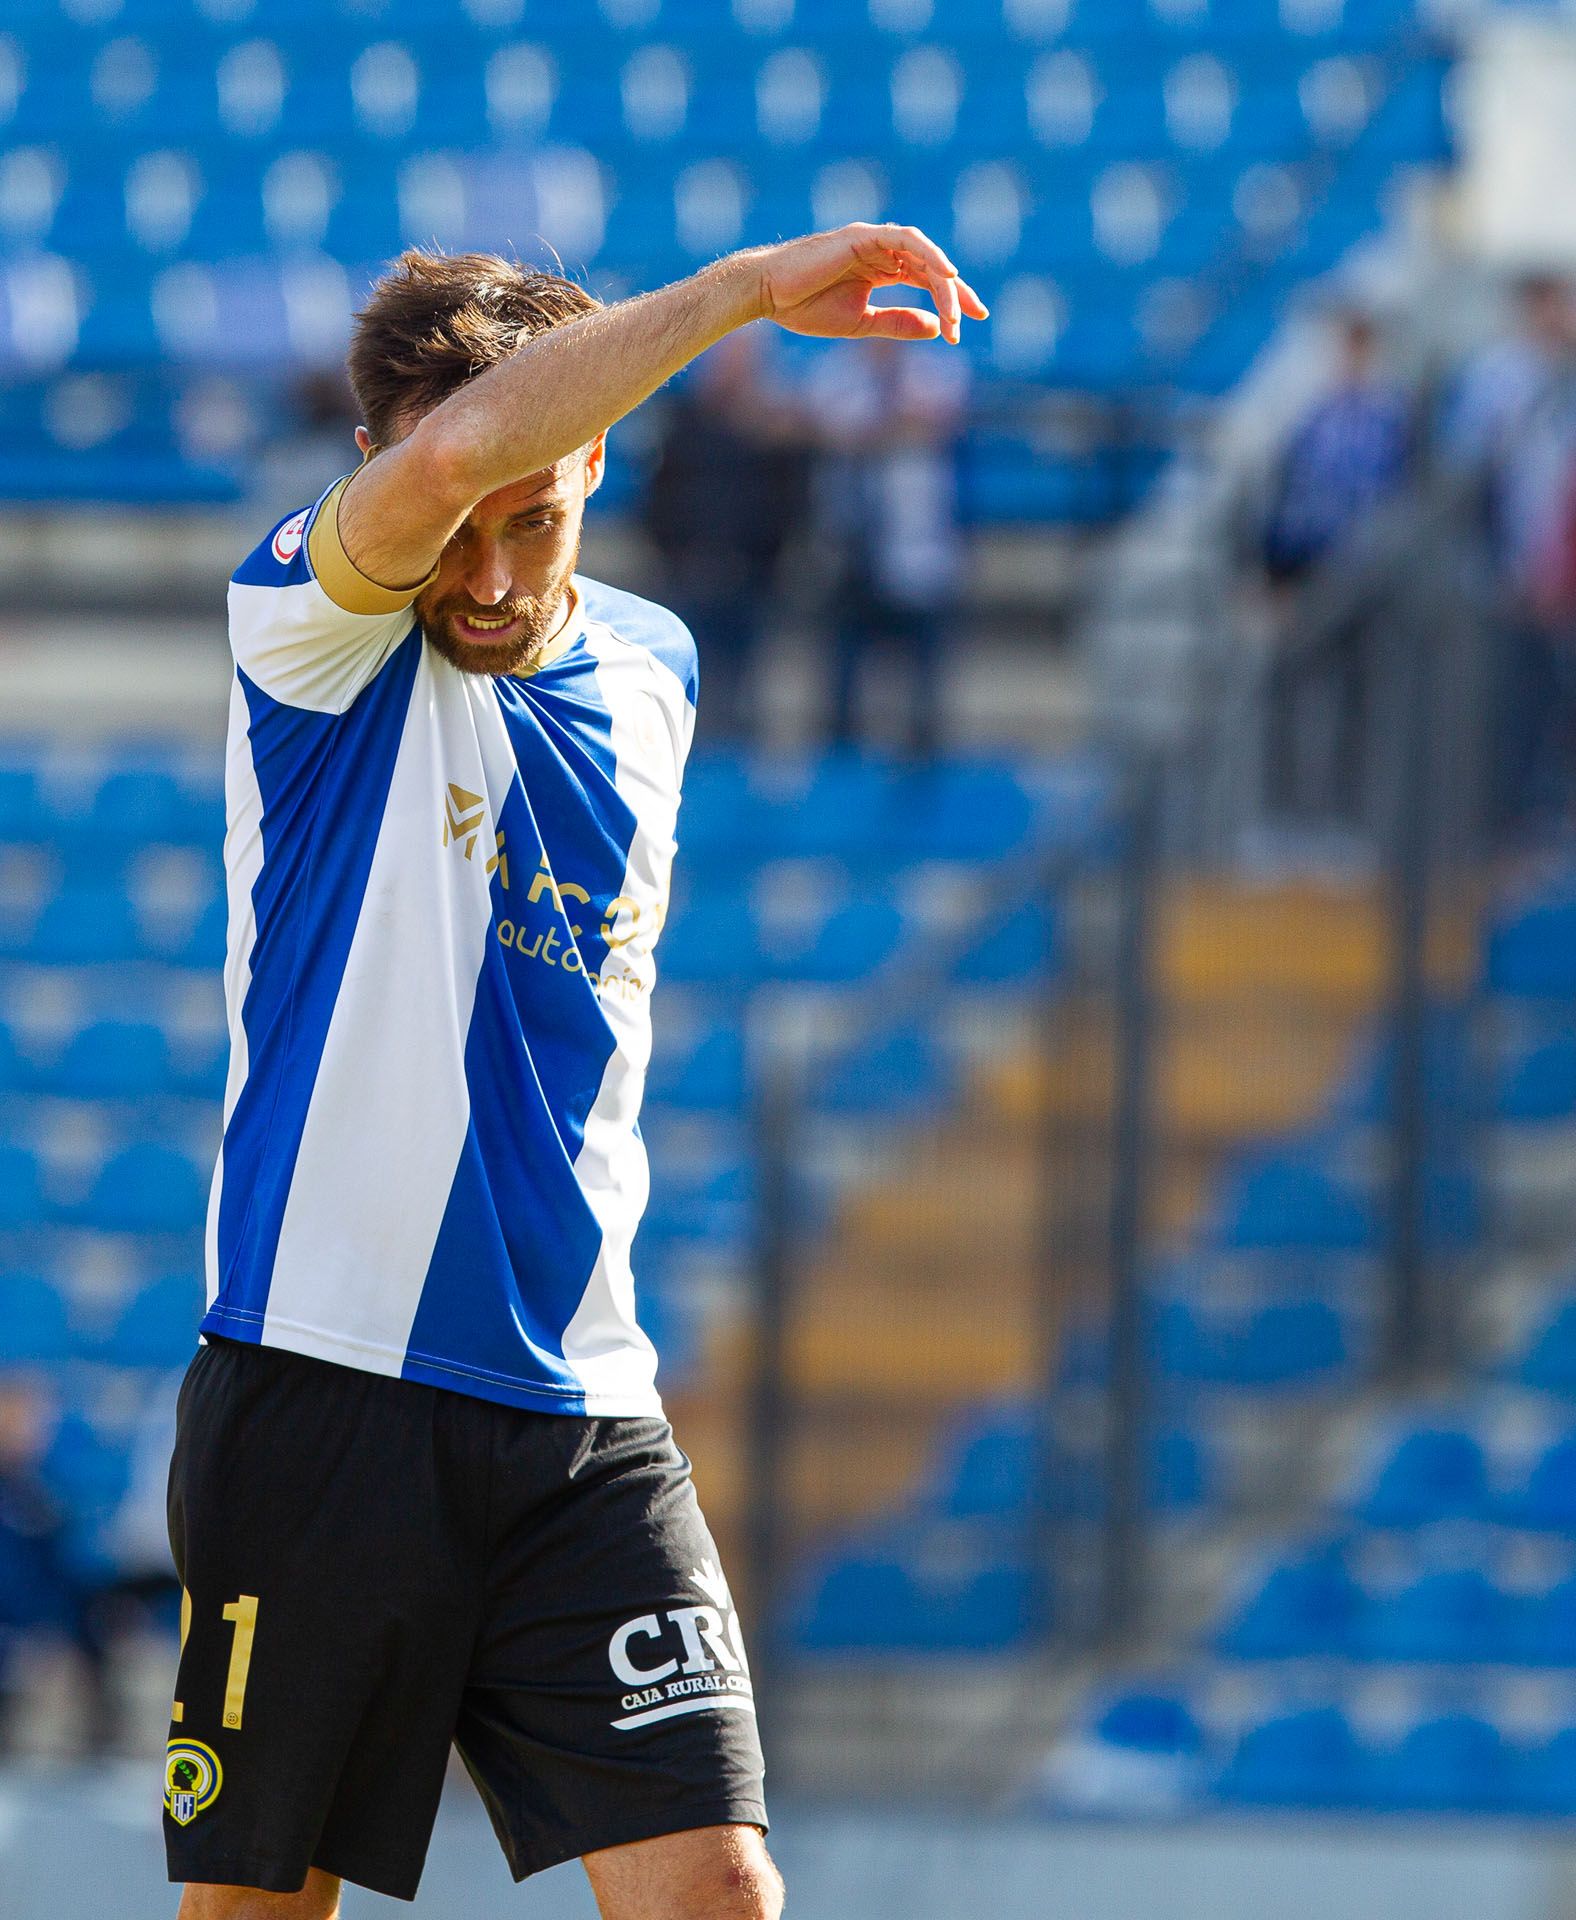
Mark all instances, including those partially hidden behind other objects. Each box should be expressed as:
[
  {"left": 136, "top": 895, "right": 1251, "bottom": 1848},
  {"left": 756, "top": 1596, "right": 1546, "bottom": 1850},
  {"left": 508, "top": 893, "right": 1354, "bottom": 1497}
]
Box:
[
  {"left": 208, "top": 633, "right": 422, "bottom": 1332},
  {"left": 400, "top": 645, "right": 637, "bottom": 1400}
]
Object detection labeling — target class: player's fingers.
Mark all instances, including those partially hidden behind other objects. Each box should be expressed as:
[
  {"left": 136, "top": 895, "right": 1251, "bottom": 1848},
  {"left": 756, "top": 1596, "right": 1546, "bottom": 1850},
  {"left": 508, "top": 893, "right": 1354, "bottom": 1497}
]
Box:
[
  {"left": 931, "top": 266, "right": 962, "bottom": 344},
  {"left": 881, "top": 223, "right": 959, "bottom": 282},
  {"left": 859, "top": 304, "right": 943, "bottom": 342},
  {"left": 956, "top": 276, "right": 990, "bottom": 321}
]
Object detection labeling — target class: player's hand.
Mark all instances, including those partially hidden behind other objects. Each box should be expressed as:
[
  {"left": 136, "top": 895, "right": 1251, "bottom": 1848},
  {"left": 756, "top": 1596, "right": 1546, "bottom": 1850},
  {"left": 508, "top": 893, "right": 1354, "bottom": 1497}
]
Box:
[{"left": 756, "top": 223, "right": 988, "bottom": 346}]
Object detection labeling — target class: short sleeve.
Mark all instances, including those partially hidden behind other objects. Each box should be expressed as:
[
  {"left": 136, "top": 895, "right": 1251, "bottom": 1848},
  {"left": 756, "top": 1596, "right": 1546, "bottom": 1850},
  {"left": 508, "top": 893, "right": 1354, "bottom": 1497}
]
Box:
[{"left": 226, "top": 478, "right": 435, "bottom": 714}]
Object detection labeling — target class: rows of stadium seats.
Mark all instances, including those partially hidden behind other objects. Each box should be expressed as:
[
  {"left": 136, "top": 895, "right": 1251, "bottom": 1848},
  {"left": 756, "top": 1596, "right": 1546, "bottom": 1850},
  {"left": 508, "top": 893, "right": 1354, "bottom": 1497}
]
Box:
[
  {"left": 0, "top": 0, "right": 1454, "bottom": 506},
  {"left": 783, "top": 879, "right": 1576, "bottom": 1651},
  {"left": 0, "top": 0, "right": 1450, "bottom": 54},
  {"left": 1021, "top": 856, "right": 1576, "bottom": 1804},
  {"left": 1046, "top": 1679, "right": 1576, "bottom": 1814},
  {"left": 5, "top": 45, "right": 1441, "bottom": 159}
]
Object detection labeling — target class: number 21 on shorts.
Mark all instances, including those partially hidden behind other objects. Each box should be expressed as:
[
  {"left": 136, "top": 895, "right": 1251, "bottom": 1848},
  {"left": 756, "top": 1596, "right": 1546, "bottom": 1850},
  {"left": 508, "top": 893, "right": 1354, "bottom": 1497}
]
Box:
[{"left": 172, "top": 1590, "right": 259, "bottom": 1731}]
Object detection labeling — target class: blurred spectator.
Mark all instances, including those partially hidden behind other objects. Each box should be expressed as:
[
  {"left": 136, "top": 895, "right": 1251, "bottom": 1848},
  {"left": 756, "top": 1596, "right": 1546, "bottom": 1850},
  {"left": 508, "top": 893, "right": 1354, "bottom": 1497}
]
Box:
[
  {"left": 806, "top": 338, "right": 970, "bottom": 760},
  {"left": 1260, "top": 309, "right": 1413, "bottom": 821},
  {"left": 0, "top": 1374, "right": 105, "bottom": 1750},
  {"left": 641, "top": 331, "right": 809, "bottom": 745},
  {"left": 1262, "top": 310, "right": 1411, "bottom": 585},
  {"left": 1444, "top": 273, "right": 1576, "bottom": 835}
]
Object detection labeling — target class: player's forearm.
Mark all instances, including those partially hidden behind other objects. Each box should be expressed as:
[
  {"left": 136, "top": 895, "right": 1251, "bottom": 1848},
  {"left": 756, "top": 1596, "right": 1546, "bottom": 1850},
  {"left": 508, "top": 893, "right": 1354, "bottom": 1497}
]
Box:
[{"left": 423, "top": 252, "right": 767, "bottom": 503}]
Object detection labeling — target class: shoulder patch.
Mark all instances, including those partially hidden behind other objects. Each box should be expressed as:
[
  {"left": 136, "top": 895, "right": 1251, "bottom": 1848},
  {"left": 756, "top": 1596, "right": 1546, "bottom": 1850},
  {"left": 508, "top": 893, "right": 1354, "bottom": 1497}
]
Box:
[{"left": 272, "top": 509, "right": 308, "bottom": 565}]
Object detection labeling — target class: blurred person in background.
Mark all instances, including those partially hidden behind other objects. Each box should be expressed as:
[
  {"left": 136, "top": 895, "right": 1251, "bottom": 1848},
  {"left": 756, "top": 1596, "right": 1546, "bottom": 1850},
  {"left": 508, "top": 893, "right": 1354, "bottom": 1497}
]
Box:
[
  {"left": 0, "top": 1372, "right": 108, "bottom": 1752},
  {"left": 1444, "top": 272, "right": 1576, "bottom": 838},
  {"left": 641, "top": 332, "right": 810, "bottom": 746},
  {"left": 806, "top": 334, "right": 970, "bottom": 760},
  {"left": 1261, "top": 308, "right": 1412, "bottom": 587},
  {"left": 1259, "top": 307, "right": 1415, "bottom": 822}
]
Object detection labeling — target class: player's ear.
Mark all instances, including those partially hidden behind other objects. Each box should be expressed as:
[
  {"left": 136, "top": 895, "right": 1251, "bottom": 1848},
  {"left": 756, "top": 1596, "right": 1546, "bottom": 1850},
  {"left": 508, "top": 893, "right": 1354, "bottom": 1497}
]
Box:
[
  {"left": 355, "top": 425, "right": 373, "bottom": 461},
  {"left": 582, "top": 432, "right": 608, "bottom": 499}
]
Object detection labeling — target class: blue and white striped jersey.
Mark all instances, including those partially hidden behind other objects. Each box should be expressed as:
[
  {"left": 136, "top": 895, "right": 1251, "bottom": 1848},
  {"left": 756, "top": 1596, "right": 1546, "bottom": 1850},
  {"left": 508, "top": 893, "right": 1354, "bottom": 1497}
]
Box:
[{"left": 202, "top": 481, "right": 696, "bottom": 1416}]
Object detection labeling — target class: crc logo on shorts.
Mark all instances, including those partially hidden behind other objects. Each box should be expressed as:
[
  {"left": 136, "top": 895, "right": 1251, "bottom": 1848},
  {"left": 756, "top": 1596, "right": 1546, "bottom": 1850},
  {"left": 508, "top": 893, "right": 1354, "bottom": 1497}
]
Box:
[
  {"left": 272, "top": 509, "right": 308, "bottom": 564},
  {"left": 607, "top": 1560, "right": 755, "bottom": 1732},
  {"left": 165, "top": 1738, "right": 223, "bottom": 1826}
]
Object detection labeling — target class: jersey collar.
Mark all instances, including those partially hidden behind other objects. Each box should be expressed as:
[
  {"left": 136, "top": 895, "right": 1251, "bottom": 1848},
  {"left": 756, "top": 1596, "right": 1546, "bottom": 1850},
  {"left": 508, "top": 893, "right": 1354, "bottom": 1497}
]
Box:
[{"left": 508, "top": 584, "right": 584, "bottom": 681}]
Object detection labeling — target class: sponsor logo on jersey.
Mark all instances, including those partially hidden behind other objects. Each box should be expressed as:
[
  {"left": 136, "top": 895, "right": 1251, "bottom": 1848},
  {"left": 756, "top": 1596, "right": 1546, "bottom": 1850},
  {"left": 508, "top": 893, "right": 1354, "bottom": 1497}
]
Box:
[
  {"left": 272, "top": 510, "right": 308, "bottom": 564},
  {"left": 606, "top": 1559, "right": 755, "bottom": 1730},
  {"left": 443, "top": 782, "right": 669, "bottom": 999},
  {"left": 442, "top": 783, "right": 488, "bottom": 860},
  {"left": 441, "top": 784, "right": 510, "bottom": 884},
  {"left": 165, "top": 1739, "right": 223, "bottom": 1826}
]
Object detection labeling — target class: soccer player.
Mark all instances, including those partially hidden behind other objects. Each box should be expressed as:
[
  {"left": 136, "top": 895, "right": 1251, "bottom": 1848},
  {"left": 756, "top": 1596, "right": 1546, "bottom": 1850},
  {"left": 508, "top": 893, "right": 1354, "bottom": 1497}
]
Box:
[{"left": 163, "top": 225, "right": 985, "bottom": 1920}]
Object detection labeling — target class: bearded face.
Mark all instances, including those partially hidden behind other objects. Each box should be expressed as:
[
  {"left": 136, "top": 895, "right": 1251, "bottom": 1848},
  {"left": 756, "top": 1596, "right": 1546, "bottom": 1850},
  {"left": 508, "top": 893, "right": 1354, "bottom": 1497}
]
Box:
[
  {"left": 415, "top": 539, "right": 581, "bottom": 677},
  {"left": 404, "top": 444, "right": 602, "bottom": 678}
]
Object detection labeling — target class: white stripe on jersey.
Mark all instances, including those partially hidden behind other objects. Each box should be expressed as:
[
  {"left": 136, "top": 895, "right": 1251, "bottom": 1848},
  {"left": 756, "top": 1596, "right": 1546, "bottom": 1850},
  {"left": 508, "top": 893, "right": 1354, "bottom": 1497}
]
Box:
[
  {"left": 205, "top": 671, "right": 267, "bottom": 1313},
  {"left": 260, "top": 652, "right": 509, "bottom": 1373}
]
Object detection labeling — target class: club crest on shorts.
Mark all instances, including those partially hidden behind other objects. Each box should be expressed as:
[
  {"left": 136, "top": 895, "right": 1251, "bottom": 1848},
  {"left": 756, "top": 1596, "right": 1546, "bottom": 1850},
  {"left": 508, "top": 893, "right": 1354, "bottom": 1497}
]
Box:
[{"left": 165, "top": 1739, "right": 223, "bottom": 1826}]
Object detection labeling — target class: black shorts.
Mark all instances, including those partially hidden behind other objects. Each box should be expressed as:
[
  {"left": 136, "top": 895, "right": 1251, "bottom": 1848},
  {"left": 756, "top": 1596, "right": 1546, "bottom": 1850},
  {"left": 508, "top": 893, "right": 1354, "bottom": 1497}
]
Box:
[{"left": 163, "top": 1336, "right": 766, "bottom": 1901}]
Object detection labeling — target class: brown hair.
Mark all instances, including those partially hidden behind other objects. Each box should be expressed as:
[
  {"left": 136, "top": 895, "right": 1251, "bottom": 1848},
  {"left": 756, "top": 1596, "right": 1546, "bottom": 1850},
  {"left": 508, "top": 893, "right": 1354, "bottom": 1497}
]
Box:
[{"left": 347, "top": 249, "right": 601, "bottom": 446}]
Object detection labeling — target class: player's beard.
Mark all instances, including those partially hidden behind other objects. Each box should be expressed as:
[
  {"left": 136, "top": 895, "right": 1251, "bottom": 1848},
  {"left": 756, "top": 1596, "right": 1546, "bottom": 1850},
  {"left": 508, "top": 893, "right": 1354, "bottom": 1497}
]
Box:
[{"left": 415, "top": 545, "right": 580, "bottom": 679}]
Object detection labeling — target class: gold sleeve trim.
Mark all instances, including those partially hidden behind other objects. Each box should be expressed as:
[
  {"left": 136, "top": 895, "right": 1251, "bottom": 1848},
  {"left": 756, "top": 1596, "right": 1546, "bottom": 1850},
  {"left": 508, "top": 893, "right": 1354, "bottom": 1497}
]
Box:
[{"left": 307, "top": 475, "right": 439, "bottom": 616}]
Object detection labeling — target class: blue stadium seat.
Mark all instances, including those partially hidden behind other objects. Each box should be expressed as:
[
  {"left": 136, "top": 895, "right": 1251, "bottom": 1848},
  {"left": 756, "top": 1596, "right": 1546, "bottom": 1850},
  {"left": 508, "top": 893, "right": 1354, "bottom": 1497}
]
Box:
[
  {"left": 1219, "top": 1547, "right": 1363, "bottom": 1659},
  {"left": 640, "top": 1151, "right": 755, "bottom": 1248},
  {"left": 751, "top": 755, "right": 908, "bottom": 865},
  {"left": 1210, "top": 1141, "right": 1378, "bottom": 1252},
  {"left": 1216, "top": 1704, "right": 1364, "bottom": 1808},
  {"left": 902, "top": 760, "right": 1041, "bottom": 863},
  {"left": 1489, "top": 891, "right": 1576, "bottom": 998},
  {"left": 1352, "top": 1424, "right": 1488, "bottom": 1527},
  {"left": 1334, "top": 1008, "right": 1474, "bottom": 1125},
  {"left": 1154, "top": 1296, "right": 1350, "bottom": 1388},
  {"left": 1520, "top": 1575, "right": 1576, "bottom": 1668},
  {"left": 0, "top": 1147, "right": 46, "bottom": 1232},
  {"left": 50, "top": 1020, "right": 174, "bottom": 1101},
  {"left": 765, "top": 898, "right": 907, "bottom": 983},
  {"left": 78, "top": 1142, "right": 208, "bottom": 1234},
  {"left": 40, "top": 1411, "right": 133, "bottom": 1533},
  {"left": 176, "top": 1034, "right": 231, "bottom": 1102},
  {"left": 951, "top": 897, "right": 1059, "bottom": 986},
  {"left": 1368, "top": 1712, "right": 1512, "bottom": 1814},
  {"left": 659, "top": 891, "right": 763, "bottom": 989},
  {"left": 813, "top": 1024, "right": 945, "bottom": 1116},
  {"left": 0, "top": 763, "right": 41, "bottom": 837},
  {"left": 645, "top": 1016, "right": 746, "bottom": 1112},
  {"left": 1362, "top": 1568, "right": 1518, "bottom": 1665},
  {"left": 27, "top": 884, "right": 144, "bottom": 965},
  {"left": 1516, "top": 1298, "right": 1576, "bottom": 1395},
  {"left": 0, "top": 1274, "right": 72, "bottom": 1367},
  {"left": 158, "top": 890, "right": 227, "bottom": 969},
  {"left": 83, "top": 765, "right": 193, "bottom": 845},
  {"left": 1094, "top": 1689, "right": 1205, "bottom": 1761},
  {"left": 103, "top": 1272, "right": 202, "bottom": 1369},
  {"left": 1498, "top": 1029, "right": 1576, "bottom": 1123},
  {"left": 1527, "top": 1727, "right": 1576, "bottom": 1815},
  {"left": 933, "top": 1401, "right": 1210, "bottom": 1520},
  {"left": 1509, "top": 1432, "right": 1576, "bottom": 1532},
  {"left": 0, "top": 1022, "right": 31, "bottom": 1095},
  {"left": 791, "top": 1524, "right": 1033, "bottom": 1653}
]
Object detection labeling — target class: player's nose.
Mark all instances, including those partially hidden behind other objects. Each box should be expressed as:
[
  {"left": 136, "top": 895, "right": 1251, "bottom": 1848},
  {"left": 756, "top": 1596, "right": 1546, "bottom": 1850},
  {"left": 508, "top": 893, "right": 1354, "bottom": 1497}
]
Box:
[{"left": 461, "top": 539, "right": 513, "bottom": 607}]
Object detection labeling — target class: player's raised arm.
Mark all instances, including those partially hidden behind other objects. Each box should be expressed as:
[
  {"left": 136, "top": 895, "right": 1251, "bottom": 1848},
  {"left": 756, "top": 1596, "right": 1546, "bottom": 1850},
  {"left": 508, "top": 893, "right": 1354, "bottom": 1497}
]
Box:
[{"left": 335, "top": 224, "right": 988, "bottom": 595}]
